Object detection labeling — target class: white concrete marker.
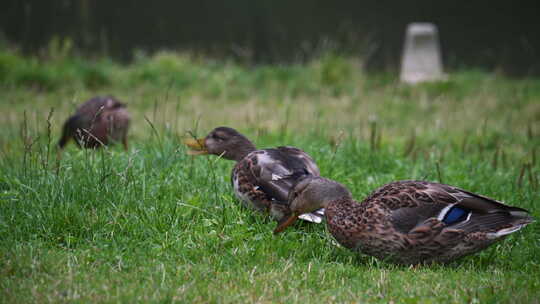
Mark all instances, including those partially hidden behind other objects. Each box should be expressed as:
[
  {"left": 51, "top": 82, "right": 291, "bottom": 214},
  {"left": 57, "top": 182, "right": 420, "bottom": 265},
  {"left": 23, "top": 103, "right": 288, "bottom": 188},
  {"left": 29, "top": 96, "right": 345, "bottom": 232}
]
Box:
[{"left": 400, "top": 23, "right": 446, "bottom": 84}]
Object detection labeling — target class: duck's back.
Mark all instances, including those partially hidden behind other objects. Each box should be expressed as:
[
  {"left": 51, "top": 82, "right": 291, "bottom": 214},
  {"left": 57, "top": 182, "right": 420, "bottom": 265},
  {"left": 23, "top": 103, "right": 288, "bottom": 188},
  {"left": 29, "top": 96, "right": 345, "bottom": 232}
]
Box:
[{"left": 232, "top": 146, "right": 322, "bottom": 222}]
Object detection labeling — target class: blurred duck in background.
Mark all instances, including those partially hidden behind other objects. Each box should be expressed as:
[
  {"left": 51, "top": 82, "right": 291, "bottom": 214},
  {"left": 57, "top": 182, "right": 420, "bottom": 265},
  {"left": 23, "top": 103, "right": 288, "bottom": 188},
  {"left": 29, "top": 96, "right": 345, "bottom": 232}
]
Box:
[
  {"left": 58, "top": 96, "right": 130, "bottom": 151},
  {"left": 184, "top": 126, "right": 324, "bottom": 225}
]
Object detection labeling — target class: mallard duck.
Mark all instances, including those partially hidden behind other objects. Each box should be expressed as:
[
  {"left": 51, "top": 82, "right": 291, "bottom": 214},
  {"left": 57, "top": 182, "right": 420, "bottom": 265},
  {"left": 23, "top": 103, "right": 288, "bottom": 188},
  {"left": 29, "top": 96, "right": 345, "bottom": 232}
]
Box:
[
  {"left": 58, "top": 96, "right": 130, "bottom": 150},
  {"left": 274, "top": 177, "right": 533, "bottom": 264},
  {"left": 184, "top": 126, "right": 324, "bottom": 224}
]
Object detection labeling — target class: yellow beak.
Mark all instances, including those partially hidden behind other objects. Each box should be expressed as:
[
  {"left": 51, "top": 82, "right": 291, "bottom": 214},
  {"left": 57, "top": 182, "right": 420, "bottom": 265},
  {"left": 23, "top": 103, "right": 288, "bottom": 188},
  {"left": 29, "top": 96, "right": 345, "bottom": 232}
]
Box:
[
  {"left": 183, "top": 138, "right": 208, "bottom": 155},
  {"left": 273, "top": 213, "right": 299, "bottom": 234}
]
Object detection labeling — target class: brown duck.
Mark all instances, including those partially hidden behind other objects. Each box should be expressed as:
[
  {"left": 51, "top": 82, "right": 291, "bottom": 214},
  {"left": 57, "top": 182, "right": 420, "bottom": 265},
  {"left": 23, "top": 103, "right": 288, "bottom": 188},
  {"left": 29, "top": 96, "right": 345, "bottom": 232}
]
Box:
[
  {"left": 184, "top": 127, "right": 324, "bottom": 224},
  {"left": 58, "top": 96, "right": 130, "bottom": 150},
  {"left": 275, "top": 177, "right": 533, "bottom": 264}
]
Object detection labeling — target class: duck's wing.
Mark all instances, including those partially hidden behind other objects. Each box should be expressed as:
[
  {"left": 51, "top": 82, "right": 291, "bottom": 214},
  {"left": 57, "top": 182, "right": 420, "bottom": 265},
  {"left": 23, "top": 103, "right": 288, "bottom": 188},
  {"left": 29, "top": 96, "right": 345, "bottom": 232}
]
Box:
[
  {"left": 275, "top": 146, "right": 320, "bottom": 176},
  {"left": 240, "top": 147, "right": 323, "bottom": 223},
  {"left": 250, "top": 148, "right": 318, "bottom": 202},
  {"left": 76, "top": 97, "right": 108, "bottom": 117},
  {"left": 384, "top": 181, "right": 532, "bottom": 237}
]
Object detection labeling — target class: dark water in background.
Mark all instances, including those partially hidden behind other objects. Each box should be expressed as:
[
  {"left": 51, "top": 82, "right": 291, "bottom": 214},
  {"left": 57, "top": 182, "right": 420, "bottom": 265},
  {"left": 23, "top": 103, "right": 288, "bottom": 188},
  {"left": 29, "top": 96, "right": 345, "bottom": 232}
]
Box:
[{"left": 1, "top": 0, "right": 539, "bottom": 75}]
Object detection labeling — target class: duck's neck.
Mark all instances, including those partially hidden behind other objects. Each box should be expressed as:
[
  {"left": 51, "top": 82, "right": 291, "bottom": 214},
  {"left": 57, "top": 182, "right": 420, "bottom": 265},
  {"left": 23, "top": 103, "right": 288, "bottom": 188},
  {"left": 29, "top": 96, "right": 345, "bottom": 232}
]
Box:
[
  {"left": 229, "top": 141, "right": 257, "bottom": 162},
  {"left": 325, "top": 197, "right": 365, "bottom": 220},
  {"left": 324, "top": 197, "right": 367, "bottom": 250}
]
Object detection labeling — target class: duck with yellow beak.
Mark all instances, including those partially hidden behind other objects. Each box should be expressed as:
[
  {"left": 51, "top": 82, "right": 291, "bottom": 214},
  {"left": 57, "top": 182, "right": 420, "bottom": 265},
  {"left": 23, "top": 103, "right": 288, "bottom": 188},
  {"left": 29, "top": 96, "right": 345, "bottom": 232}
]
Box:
[
  {"left": 275, "top": 176, "right": 533, "bottom": 264},
  {"left": 184, "top": 126, "right": 324, "bottom": 225}
]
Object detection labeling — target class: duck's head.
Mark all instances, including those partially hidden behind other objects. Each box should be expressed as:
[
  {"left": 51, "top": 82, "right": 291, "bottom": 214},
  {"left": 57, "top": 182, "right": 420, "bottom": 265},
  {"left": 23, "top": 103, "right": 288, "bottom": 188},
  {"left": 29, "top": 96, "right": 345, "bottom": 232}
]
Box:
[
  {"left": 274, "top": 176, "right": 352, "bottom": 234},
  {"left": 103, "top": 96, "right": 126, "bottom": 109},
  {"left": 183, "top": 127, "right": 256, "bottom": 161}
]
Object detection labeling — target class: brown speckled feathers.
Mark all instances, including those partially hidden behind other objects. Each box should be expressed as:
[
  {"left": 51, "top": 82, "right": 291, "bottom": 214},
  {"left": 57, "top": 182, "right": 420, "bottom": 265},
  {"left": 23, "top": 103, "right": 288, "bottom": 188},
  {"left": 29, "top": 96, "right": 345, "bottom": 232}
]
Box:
[
  {"left": 281, "top": 178, "right": 533, "bottom": 264},
  {"left": 327, "top": 180, "right": 532, "bottom": 264}
]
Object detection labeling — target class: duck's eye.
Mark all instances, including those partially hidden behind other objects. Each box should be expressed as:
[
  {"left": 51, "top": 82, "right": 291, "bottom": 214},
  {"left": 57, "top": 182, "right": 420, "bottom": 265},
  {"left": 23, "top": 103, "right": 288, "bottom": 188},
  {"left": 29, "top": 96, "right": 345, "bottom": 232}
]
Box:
[{"left": 213, "top": 133, "right": 225, "bottom": 141}]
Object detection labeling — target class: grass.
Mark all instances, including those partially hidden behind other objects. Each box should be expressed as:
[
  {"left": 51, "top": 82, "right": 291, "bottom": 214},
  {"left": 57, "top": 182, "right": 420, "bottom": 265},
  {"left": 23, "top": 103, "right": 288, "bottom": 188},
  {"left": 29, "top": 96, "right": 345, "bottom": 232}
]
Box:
[{"left": 0, "top": 47, "right": 539, "bottom": 303}]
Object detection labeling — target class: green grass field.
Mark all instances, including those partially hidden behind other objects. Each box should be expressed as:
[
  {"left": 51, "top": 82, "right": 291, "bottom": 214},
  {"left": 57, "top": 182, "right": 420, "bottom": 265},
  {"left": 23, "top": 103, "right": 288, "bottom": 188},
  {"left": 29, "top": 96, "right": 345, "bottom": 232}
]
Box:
[{"left": 1, "top": 48, "right": 539, "bottom": 303}]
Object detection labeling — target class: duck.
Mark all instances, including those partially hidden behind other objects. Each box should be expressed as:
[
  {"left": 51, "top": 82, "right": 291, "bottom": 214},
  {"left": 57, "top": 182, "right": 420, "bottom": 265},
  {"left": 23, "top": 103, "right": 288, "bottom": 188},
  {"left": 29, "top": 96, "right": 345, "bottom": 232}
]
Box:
[
  {"left": 184, "top": 126, "right": 324, "bottom": 224},
  {"left": 58, "top": 96, "right": 131, "bottom": 150},
  {"left": 274, "top": 177, "right": 533, "bottom": 264}
]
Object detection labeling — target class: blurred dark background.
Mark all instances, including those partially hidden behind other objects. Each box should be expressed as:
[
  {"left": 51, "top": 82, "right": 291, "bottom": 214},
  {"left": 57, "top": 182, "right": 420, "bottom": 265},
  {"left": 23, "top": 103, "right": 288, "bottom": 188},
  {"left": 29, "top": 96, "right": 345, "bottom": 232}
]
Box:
[{"left": 1, "top": 0, "right": 539, "bottom": 75}]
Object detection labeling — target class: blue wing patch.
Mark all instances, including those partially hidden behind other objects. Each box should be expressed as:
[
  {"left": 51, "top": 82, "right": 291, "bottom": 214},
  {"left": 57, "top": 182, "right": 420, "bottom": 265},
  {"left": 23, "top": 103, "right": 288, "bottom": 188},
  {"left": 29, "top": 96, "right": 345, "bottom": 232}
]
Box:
[{"left": 443, "top": 206, "right": 469, "bottom": 224}]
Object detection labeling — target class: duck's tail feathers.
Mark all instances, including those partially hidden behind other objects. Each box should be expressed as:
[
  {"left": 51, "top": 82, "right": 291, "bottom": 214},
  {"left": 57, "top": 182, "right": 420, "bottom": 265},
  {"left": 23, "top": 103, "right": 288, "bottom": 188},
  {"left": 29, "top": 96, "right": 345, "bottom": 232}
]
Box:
[
  {"left": 58, "top": 115, "right": 81, "bottom": 148},
  {"left": 508, "top": 209, "right": 532, "bottom": 219},
  {"left": 450, "top": 210, "right": 533, "bottom": 238},
  {"left": 445, "top": 195, "right": 534, "bottom": 237},
  {"left": 488, "top": 212, "right": 534, "bottom": 238}
]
